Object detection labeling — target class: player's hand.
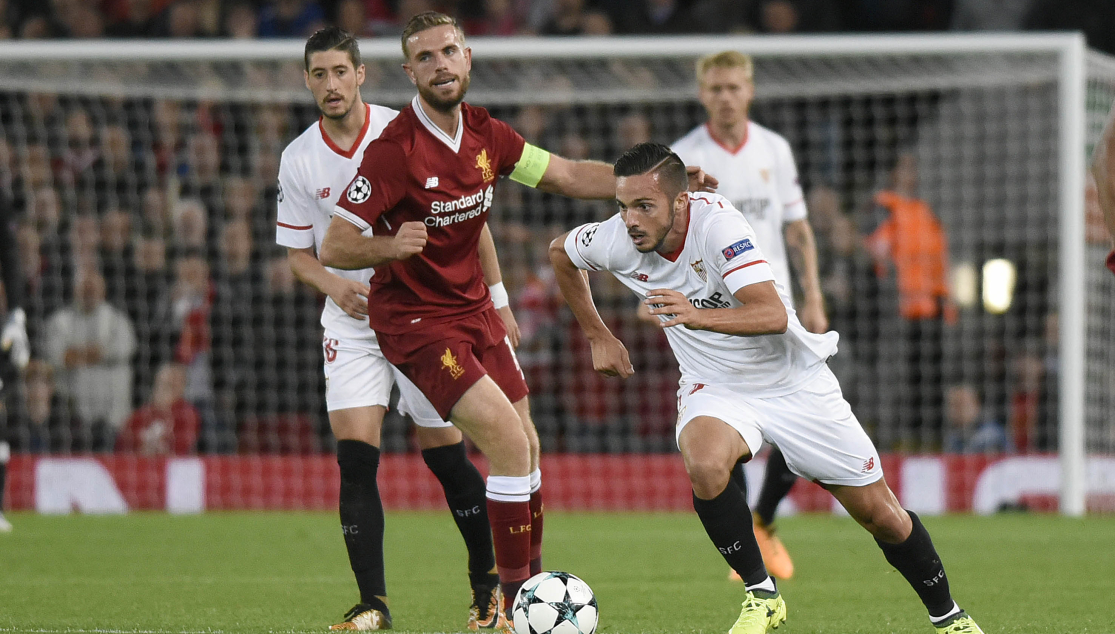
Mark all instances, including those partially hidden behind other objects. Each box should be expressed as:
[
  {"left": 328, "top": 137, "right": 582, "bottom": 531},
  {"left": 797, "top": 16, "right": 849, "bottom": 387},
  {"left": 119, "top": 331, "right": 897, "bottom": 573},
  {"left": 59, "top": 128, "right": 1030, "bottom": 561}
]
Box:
[
  {"left": 645, "top": 289, "right": 703, "bottom": 330},
  {"left": 686, "top": 165, "right": 718, "bottom": 193},
  {"left": 328, "top": 278, "right": 370, "bottom": 320},
  {"left": 497, "top": 305, "right": 521, "bottom": 348},
  {"left": 798, "top": 300, "right": 828, "bottom": 334},
  {"left": 588, "top": 334, "right": 633, "bottom": 378},
  {"left": 391, "top": 221, "right": 428, "bottom": 260},
  {"left": 1, "top": 308, "right": 29, "bottom": 371}
]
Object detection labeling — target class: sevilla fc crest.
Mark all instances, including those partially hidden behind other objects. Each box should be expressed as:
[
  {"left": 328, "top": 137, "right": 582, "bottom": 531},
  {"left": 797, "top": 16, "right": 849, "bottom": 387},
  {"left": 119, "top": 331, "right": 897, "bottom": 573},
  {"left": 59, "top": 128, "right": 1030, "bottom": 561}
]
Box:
[
  {"left": 691, "top": 259, "right": 706, "bottom": 282},
  {"left": 347, "top": 176, "right": 371, "bottom": 204}
]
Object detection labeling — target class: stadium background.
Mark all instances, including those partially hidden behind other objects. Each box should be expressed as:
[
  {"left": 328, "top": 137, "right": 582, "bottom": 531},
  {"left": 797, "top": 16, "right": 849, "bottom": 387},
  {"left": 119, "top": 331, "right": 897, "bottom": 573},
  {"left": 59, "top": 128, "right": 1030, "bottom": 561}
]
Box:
[{"left": 0, "top": 0, "right": 1114, "bottom": 515}]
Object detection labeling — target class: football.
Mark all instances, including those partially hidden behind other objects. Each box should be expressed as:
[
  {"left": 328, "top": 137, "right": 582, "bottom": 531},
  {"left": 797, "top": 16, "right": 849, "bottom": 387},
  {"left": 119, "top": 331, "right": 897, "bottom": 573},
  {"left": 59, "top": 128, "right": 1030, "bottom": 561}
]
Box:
[{"left": 512, "top": 572, "right": 598, "bottom": 634}]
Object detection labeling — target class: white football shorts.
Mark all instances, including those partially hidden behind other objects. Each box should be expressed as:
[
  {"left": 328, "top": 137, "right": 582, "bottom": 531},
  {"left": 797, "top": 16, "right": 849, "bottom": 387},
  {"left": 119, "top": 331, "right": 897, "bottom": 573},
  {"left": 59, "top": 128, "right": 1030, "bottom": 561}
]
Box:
[
  {"left": 322, "top": 330, "right": 449, "bottom": 428},
  {"left": 675, "top": 366, "right": 882, "bottom": 487}
]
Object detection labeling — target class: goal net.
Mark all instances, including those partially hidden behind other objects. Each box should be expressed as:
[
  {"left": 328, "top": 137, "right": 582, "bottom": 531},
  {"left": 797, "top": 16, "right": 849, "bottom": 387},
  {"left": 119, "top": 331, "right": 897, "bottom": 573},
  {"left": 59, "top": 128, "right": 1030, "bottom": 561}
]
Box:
[{"left": 0, "top": 34, "right": 1110, "bottom": 515}]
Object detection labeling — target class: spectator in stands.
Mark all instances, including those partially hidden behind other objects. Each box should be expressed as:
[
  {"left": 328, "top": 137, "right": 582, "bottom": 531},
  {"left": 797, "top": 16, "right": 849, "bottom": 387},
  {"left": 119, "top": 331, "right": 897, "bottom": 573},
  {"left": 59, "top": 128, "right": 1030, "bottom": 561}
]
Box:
[
  {"left": 150, "top": 99, "right": 183, "bottom": 179},
  {"left": 43, "top": 266, "right": 136, "bottom": 450},
  {"left": 539, "top": 0, "right": 607, "bottom": 35},
  {"left": 140, "top": 186, "right": 172, "bottom": 237},
  {"left": 99, "top": 207, "right": 134, "bottom": 307},
  {"left": 99, "top": 123, "right": 143, "bottom": 206},
  {"left": 615, "top": 111, "right": 651, "bottom": 150},
  {"left": 943, "top": 384, "right": 1007, "bottom": 454},
  {"left": 1007, "top": 347, "right": 1056, "bottom": 453},
  {"left": 949, "top": 0, "right": 1028, "bottom": 30},
  {"left": 116, "top": 362, "right": 200, "bottom": 455},
  {"left": 182, "top": 132, "right": 223, "bottom": 207},
  {"left": 68, "top": 213, "right": 100, "bottom": 273},
  {"left": 612, "top": 0, "right": 700, "bottom": 34},
  {"left": 753, "top": 0, "right": 841, "bottom": 33},
  {"left": 222, "top": 1, "right": 258, "bottom": 38},
  {"left": 466, "top": 0, "right": 525, "bottom": 35},
  {"left": 22, "top": 142, "right": 54, "bottom": 193},
  {"left": 258, "top": 0, "right": 325, "bottom": 37},
  {"left": 171, "top": 198, "right": 208, "bottom": 253},
  {"left": 130, "top": 231, "right": 174, "bottom": 401},
  {"left": 105, "top": 0, "right": 159, "bottom": 37},
  {"left": 14, "top": 359, "right": 71, "bottom": 453},
  {"left": 152, "top": 0, "right": 214, "bottom": 38},
  {"left": 333, "top": 0, "right": 369, "bottom": 36},
  {"left": 1024, "top": 0, "right": 1115, "bottom": 56},
  {"left": 866, "top": 152, "right": 956, "bottom": 448},
  {"left": 210, "top": 219, "right": 258, "bottom": 426}
]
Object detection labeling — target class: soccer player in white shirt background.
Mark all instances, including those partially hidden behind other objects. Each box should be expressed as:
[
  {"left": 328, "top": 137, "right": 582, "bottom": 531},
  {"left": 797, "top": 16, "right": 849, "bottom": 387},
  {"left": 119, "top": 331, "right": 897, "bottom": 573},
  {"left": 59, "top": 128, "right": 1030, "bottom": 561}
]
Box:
[
  {"left": 276, "top": 28, "right": 518, "bottom": 631},
  {"left": 672, "top": 50, "right": 826, "bottom": 580},
  {"left": 549, "top": 143, "right": 983, "bottom": 634}
]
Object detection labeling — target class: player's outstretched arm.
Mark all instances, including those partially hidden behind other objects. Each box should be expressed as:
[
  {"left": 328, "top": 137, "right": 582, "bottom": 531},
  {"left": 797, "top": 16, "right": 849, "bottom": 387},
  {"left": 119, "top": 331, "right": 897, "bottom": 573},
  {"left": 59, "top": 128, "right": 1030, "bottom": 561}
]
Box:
[
  {"left": 479, "top": 222, "right": 520, "bottom": 347},
  {"left": 1091, "top": 102, "right": 1115, "bottom": 242},
  {"left": 549, "top": 233, "right": 633, "bottom": 378},
  {"left": 532, "top": 155, "right": 718, "bottom": 201},
  {"left": 286, "top": 247, "right": 369, "bottom": 319},
  {"left": 319, "top": 216, "right": 427, "bottom": 270},
  {"left": 645, "top": 282, "right": 787, "bottom": 336},
  {"left": 784, "top": 219, "right": 828, "bottom": 333}
]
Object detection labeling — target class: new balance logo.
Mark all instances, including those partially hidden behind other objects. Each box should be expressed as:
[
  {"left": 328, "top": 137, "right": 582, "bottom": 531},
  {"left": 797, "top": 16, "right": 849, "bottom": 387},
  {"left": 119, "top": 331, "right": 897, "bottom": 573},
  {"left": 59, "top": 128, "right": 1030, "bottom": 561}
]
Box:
[
  {"left": 425, "top": 176, "right": 439, "bottom": 188},
  {"left": 316, "top": 187, "right": 331, "bottom": 199},
  {"left": 862, "top": 457, "right": 875, "bottom": 473}
]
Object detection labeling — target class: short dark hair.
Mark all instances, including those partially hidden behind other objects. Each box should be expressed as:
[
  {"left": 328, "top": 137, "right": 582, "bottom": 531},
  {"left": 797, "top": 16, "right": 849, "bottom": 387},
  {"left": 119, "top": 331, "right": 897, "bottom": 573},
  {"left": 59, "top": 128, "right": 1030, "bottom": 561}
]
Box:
[
  {"left": 401, "top": 11, "right": 465, "bottom": 58},
  {"left": 614, "top": 142, "right": 688, "bottom": 197},
  {"left": 304, "top": 26, "right": 361, "bottom": 71}
]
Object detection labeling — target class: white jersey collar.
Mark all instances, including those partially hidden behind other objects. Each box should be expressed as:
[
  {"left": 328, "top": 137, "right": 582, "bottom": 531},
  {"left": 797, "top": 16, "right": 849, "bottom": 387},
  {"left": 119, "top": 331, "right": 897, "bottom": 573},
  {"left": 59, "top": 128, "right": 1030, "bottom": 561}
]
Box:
[{"left": 413, "top": 95, "right": 463, "bottom": 153}]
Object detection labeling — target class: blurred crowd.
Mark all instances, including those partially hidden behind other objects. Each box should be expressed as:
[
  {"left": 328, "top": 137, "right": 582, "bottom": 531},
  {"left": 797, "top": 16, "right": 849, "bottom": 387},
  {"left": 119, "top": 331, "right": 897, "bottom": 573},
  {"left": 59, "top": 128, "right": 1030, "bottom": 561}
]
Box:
[
  {"left": 0, "top": 83, "right": 1072, "bottom": 456},
  {"left": 0, "top": 0, "right": 1112, "bottom": 53}
]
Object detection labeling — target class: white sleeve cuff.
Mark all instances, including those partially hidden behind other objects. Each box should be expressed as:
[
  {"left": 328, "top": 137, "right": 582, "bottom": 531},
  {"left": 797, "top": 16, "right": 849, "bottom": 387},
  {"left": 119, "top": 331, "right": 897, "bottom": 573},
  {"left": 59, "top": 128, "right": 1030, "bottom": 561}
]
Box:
[
  {"left": 723, "top": 260, "right": 776, "bottom": 294},
  {"left": 333, "top": 207, "right": 371, "bottom": 232},
  {"left": 276, "top": 224, "right": 315, "bottom": 249},
  {"left": 783, "top": 199, "right": 807, "bottom": 223}
]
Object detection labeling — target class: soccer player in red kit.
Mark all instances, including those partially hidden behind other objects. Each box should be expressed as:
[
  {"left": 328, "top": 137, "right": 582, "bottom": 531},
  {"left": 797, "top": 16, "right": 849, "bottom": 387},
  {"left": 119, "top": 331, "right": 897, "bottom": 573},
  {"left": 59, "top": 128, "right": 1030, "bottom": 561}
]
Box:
[{"left": 319, "top": 11, "right": 715, "bottom": 624}]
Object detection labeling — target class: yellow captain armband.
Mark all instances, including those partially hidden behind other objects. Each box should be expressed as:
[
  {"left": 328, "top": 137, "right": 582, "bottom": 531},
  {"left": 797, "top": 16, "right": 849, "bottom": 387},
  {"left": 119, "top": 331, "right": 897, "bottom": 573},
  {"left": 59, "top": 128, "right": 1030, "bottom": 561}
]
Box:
[{"left": 509, "top": 143, "right": 551, "bottom": 188}]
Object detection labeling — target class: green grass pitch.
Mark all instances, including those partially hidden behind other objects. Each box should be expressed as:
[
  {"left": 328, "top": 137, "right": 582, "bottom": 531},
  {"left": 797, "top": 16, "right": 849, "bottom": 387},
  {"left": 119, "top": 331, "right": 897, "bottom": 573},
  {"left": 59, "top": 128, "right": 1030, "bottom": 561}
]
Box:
[{"left": 1, "top": 511, "right": 1112, "bottom": 633}]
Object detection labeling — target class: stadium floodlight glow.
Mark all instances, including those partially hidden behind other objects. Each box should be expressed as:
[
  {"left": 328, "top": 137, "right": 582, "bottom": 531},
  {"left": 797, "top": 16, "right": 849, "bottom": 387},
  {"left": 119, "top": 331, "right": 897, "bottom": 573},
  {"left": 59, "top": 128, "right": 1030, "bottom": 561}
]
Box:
[
  {"left": 981, "top": 259, "right": 1016, "bottom": 314},
  {"left": 951, "top": 262, "right": 978, "bottom": 309}
]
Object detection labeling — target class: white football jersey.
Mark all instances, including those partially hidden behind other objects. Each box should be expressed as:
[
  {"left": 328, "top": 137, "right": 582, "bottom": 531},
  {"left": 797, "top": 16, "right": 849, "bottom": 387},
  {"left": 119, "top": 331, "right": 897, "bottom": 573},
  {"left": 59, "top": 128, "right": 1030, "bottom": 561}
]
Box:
[
  {"left": 564, "top": 193, "right": 838, "bottom": 396},
  {"left": 276, "top": 103, "right": 398, "bottom": 340},
  {"left": 672, "top": 121, "right": 807, "bottom": 297}
]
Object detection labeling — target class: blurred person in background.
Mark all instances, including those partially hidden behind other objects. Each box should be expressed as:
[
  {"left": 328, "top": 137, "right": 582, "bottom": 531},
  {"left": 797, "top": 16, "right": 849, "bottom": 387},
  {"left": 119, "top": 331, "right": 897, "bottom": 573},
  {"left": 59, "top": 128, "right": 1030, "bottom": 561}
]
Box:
[
  {"left": 1, "top": 188, "right": 30, "bottom": 532},
  {"left": 259, "top": 0, "right": 326, "bottom": 37},
  {"left": 222, "top": 0, "right": 259, "bottom": 38},
  {"left": 673, "top": 50, "right": 828, "bottom": 582},
  {"left": 43, "top": 266, "right": 136, "bottom": 451},
  {"left": 168, "top": 252, "right": 217, "bottom": 449},
  {"left": 1091, "top": 101, "right": 1115, "bottom": 275},
  {"left": 943, "top": 384, "right": 1006, "bottom": 454},
  {"left": 949, "top": 0, "right": 1028, "bottom": 31},
  {"left": 14, "top": 359, "right": 70, "bottom": 454},
  {"left": 866, "top": 152, "right": 955, "bottom": 448},
  {"left": 116, "top": 362, "right": 200, "bottom": 455}
]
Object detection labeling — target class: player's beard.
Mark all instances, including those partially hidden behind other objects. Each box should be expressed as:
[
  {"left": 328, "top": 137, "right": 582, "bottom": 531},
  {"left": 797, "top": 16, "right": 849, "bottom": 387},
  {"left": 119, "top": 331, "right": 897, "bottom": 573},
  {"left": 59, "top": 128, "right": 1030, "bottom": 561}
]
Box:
[
  {"left": 320, "top": 92, "right": 358, "bottom": 121},
  {"left": 632, "top": 206, "right": 676, "bottom": 253},
  {"left": 419, "top": 71, "right": 471, "bottom": 113}
]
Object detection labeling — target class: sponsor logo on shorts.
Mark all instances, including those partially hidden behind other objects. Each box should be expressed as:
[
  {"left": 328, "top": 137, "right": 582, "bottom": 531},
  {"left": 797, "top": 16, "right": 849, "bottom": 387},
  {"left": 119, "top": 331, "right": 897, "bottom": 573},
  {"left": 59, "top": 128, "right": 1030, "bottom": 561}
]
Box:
[
  {"left": 689, "top": 383, "right": 705, "bottom": 395},
  {"left": 722, "top": 238, "right": 754, "bottom": 261},
  {"left": 862, "top": 457, "right": 875, "bottom": 473},
  {"left": 441, "top": 348, "right": 465, "bottom": 380}
]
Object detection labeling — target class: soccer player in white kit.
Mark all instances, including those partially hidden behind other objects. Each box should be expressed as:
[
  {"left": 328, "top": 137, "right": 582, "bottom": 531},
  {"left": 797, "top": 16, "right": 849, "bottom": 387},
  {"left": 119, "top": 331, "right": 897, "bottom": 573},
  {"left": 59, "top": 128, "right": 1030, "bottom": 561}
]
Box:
[
  {"left": 672, "top": 50, "right": 828, "bottom": 580},
  {"left": 277, "top": 28, "right": 516, "bottom": 631},
  {"left": 549, "top": 143, "right": 984, "bottom": 634}
]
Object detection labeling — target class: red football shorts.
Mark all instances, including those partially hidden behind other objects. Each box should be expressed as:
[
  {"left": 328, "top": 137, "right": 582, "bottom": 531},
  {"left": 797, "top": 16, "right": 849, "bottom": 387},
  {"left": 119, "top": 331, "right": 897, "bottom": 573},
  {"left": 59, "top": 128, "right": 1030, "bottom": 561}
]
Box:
[{"left": 375, "top": 307, "right": 529, "bottom": 419}]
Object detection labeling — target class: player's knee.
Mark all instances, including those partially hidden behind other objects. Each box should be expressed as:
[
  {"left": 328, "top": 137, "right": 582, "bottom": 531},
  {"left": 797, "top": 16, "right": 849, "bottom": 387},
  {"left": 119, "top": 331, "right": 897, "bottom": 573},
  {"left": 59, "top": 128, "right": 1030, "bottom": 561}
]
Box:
[
  {"left": 854, "top": 496, "right": 910, "bottom": 543},
  {"left": 685, "top": 455, "right": 732, "bottom": 500}
]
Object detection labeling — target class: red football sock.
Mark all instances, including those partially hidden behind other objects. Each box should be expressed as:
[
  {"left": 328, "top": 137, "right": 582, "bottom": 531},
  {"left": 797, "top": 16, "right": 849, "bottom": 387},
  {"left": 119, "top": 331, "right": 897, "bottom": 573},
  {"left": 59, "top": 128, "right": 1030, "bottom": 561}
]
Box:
[
  {"left": 529, "top": 488, "right": 544, "bottom": 576},
  {"left": 486, "top": 498, "right": 532, "bottom": 613}
]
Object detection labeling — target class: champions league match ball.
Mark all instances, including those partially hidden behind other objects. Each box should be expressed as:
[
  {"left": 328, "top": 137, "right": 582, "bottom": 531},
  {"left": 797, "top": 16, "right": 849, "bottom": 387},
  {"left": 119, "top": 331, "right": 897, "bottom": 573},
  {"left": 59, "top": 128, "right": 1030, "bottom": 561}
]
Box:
[{"left": 512, "top": 572, "right": 598, "bottom": 634}]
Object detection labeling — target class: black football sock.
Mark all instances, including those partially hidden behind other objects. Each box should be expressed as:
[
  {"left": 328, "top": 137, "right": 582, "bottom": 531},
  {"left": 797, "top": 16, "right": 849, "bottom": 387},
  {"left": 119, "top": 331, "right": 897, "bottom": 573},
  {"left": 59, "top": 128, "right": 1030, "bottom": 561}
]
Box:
[
  {"left": 729, "top": 460, "right": 748, "bottom": 499},
  {"left": 337, "top": 439, "right": 389, "bottom": 613},
  {"left": 875, "top": 511, "right": 956, "bottom": 619},
  {"left": 422, "top": 441, "right": 497, "bottom": 587},
  {"left": 0, "top": 441, "right": 8, "bottom": 511},
  {"left": 754, "top": 449, "right": 797, "bottom": 527},
  {"left": 693, "top": 479, "right": 769, "bottom": 588}
]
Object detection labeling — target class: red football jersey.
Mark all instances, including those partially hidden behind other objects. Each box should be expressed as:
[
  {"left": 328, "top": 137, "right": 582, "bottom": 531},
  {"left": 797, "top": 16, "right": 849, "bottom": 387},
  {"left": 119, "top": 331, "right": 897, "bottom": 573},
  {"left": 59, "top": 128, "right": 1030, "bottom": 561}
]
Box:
[
  {"left": 1108, "top": 249, "right": 1115, "bottom": 276},
  {"left": 334, "top": 98, "right": 526, "bottom": 334}
]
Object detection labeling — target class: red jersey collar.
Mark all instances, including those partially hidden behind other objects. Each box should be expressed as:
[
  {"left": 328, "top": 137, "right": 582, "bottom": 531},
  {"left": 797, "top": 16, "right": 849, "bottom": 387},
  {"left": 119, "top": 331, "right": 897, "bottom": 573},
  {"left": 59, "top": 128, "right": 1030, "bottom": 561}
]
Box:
[
  {"left": 705, "top": 121, "right": 749, "bottom": 155},
  {"left": 657, "top": 201, "right": 691, "bottom": 263},
  {"left": 318, "top": 102, "right": 371, "bottom": 159}
]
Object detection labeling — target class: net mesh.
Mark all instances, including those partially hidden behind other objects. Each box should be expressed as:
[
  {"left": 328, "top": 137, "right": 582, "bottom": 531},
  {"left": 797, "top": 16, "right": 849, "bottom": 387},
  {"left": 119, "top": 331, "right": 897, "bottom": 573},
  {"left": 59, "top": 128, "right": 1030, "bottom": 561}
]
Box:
[{"left": 0, "top": 40, "right": 1110, "bottom": 508}]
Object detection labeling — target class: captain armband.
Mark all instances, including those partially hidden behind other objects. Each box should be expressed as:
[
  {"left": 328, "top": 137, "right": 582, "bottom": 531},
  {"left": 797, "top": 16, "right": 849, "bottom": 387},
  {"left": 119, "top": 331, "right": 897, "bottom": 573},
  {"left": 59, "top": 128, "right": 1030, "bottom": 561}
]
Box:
[{"left": 508, "top": 143, "right": 551, "bottom": 188}]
